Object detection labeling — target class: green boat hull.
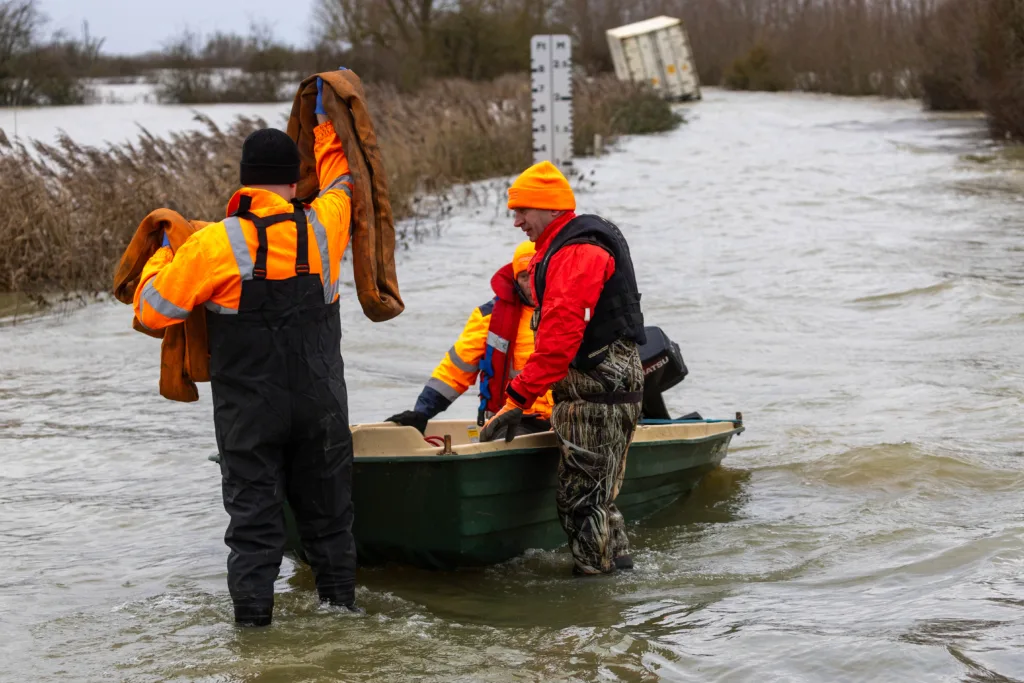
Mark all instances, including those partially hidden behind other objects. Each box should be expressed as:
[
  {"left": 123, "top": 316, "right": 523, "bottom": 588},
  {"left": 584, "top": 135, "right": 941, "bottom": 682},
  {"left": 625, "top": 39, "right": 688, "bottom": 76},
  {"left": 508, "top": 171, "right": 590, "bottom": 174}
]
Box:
[{"left": 282, "top": 422, "right": 742, "bottom": 569}]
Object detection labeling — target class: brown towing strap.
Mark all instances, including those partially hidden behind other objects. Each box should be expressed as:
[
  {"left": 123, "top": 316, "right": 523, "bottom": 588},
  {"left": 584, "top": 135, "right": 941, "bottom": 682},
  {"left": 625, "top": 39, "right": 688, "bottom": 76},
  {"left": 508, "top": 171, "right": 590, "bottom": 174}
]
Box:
[{"left": 287, "top": 69, "right": 404, "bottom": 323}]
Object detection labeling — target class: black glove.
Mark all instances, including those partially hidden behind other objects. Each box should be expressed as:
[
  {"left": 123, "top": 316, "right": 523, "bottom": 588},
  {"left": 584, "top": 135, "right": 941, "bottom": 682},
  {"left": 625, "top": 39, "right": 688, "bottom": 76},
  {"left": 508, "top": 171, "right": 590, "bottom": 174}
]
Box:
[
  {"left": 479, "top": 407, "right": 523, "bottom": 443},
  {"left": 385, "top": 410, "right": 429, "bottom": 435}
]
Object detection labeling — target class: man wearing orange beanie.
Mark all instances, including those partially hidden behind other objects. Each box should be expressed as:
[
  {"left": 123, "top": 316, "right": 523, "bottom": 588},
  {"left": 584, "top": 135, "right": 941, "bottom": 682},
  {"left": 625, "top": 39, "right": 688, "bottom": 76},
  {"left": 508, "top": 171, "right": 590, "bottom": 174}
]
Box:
[
  {"left": 386, "top": 241, "right": 554, "bottom": 437},
  {"left": 479, "top": 161, "right": 647, "bottom": 576}
]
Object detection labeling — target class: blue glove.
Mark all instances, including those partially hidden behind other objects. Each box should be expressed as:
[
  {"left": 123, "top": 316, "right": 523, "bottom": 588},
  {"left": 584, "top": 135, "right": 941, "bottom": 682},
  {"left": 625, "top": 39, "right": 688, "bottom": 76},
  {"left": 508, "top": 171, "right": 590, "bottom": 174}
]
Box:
[
  {"left": 315, "top": 67, "right": 349, "bottom": 116},
  {"left": 161, "top": 232, "right": 170, "bottom": 248},
  {"left": 315, "top": 78, "right": 326, "bottom": 116}
]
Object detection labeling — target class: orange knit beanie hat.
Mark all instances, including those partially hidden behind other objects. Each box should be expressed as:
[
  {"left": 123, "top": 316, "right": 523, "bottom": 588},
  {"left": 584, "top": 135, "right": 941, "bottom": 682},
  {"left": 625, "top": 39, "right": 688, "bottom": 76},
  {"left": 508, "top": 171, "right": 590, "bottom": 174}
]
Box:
[
  {"left": 512, "top": 240, "right": 536, "bottom": 277},
  {"left": 507, "top": 161, "right": 576, "bottom": 211}
]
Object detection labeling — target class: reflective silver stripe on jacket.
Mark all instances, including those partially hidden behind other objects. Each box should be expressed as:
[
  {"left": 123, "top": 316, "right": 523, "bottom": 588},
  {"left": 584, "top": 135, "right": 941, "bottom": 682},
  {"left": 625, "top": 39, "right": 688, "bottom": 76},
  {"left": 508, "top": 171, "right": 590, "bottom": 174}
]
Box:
[
  {"left": 446, "top": 346, "right": 479, "bottom": 373},
  {"left": 223, "top": 216, "right": 254, "bottom": 281},
  {"left": 426, "top": 377, "right": 461, "bottom": 402},
  {"left": 204, "top": 301, "right": 233, "bottom": 314},
  {"left": 486, "top": 331, "right": 510, "bottom": 354},
  {"left": 319, "top": 173, "right": 353, "bottom": 199},
  {"left": 509, "top": 368, "right": 522, "bottom": 379},
  {"left": 140, "top": 279, "right": 189, "bottom": 321},
  {"left": 206, "top": 216, "right": 254, "bottom": 315},
  {"left": 303, "top": 206, "right": 339, "bottom": 303},
  {"left": 307, "top": 207, "right": 339, "bottom": 304}
]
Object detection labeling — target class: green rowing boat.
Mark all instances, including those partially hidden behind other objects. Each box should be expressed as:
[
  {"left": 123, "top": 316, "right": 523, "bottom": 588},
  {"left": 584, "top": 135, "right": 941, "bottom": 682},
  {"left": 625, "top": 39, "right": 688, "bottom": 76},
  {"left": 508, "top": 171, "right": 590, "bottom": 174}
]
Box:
[
  {"left": 207, "top": 327, "right": 742, "bottom": 569},
  {"left": 276, "top": 416, "right": 743, "bottom": 569}
]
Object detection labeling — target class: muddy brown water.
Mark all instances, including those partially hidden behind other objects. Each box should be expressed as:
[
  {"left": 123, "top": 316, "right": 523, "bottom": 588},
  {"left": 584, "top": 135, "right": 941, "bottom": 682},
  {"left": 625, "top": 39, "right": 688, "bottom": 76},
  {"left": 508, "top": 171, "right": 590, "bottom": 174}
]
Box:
[{"left": 1, "top": 89, "right": 1022, "bottom": 682}]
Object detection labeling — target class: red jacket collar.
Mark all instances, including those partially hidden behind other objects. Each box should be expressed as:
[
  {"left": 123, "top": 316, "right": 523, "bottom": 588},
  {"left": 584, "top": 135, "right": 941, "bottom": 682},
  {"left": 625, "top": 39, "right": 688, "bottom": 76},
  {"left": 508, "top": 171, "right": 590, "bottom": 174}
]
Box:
[{"left": 534, "top": 211, "right": 577, "bottom": 258}]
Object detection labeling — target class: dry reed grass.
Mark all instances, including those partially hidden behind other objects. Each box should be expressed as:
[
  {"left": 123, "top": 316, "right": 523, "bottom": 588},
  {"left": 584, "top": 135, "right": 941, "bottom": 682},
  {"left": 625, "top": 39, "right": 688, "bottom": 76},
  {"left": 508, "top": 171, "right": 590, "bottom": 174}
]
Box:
[{"left": 0, "top": 73, "right": 679, "bottom": 294}]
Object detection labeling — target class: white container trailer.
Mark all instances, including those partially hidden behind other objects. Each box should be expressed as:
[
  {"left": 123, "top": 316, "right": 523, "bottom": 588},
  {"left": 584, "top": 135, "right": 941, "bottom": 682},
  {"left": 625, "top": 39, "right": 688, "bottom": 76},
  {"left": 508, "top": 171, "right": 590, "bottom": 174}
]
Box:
[{"left": 606, "top": 16, "right": 701, "bottom": 101}]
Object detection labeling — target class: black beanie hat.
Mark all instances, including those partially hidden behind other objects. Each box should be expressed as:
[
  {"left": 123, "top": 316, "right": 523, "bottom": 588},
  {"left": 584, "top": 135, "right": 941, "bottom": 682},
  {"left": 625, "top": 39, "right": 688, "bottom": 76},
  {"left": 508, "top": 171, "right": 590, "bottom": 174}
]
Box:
[{"left": 239, "top": 128, "right": 301, "bottom": 186}]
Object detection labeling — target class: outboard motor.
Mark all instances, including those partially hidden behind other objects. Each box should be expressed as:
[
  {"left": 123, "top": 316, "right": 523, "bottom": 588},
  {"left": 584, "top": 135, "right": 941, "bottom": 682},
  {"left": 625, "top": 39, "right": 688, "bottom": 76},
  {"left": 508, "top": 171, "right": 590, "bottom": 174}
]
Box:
[{"left": 638, "top": 326, "right": 692, "bottom": 420}]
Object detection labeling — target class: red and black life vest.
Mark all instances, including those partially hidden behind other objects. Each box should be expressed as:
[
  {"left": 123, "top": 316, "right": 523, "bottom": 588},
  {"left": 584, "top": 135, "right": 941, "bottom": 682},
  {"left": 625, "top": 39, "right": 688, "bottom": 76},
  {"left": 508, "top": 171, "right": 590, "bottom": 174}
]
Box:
[
  {"left": 532, "top": 214, "right": 646, "bottom": 371},
  {"left": 476, "top": 263, "right": 522, "bottom": 425}
]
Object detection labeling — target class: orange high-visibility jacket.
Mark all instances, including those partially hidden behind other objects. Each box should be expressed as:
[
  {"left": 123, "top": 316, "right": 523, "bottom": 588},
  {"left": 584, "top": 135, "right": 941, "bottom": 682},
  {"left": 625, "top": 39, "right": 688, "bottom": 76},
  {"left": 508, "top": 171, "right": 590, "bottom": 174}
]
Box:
[
  {"left": 133, "top": 123, "right": 352, "bottom": 330},
  {"left": 426, "top": 299, "right": 554, "bottom": 420}
]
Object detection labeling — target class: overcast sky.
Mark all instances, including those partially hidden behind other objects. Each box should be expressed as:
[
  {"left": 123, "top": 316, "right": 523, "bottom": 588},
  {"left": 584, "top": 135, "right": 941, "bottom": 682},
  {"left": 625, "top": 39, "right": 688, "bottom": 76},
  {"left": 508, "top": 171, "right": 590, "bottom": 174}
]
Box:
[{"left": 38, "top": 0, "right": 316, "bottom": 54}]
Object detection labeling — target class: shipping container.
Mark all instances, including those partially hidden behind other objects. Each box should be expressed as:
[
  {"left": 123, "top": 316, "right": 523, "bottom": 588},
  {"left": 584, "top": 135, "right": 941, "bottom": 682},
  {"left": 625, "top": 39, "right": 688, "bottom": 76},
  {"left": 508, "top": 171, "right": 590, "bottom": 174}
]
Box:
[{"left": 606, "top": 16, "right": 701, "bottom": 101}]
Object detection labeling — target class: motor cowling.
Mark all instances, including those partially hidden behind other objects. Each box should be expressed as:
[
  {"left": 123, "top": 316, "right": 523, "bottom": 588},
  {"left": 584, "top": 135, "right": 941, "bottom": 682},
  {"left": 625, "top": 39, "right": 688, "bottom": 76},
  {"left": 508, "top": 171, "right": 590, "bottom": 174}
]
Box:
[{"left": 638, "top": 326, "right": 690, "bottom": 420}]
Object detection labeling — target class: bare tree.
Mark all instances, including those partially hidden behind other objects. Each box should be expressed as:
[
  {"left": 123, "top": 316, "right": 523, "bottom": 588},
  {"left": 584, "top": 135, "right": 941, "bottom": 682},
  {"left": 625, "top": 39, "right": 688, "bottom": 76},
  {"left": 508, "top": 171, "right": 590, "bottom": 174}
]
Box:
[
  {"left": 0, "top": 0, "right": 98, "bottom": 106},
  {"left": 315, "top": 0, "right": 445, "bottom": 51},
  {"left": 0, "top": 0, "right": 42, "bottom": 104}
]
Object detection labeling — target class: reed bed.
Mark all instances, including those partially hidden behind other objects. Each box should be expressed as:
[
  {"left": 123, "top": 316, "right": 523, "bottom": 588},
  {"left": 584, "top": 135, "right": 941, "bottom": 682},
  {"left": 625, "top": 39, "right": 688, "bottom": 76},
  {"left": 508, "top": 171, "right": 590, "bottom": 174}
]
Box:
[{"left": 0, "top": 73, "right": 679, "bottom": 294}]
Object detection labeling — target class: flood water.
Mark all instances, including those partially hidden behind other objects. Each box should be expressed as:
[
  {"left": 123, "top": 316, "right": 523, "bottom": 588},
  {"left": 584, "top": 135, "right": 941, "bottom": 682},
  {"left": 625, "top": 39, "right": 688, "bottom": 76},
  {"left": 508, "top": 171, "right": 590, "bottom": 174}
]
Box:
[{"left": 1, "top": 89, "right": 1023, "bottom": 682}]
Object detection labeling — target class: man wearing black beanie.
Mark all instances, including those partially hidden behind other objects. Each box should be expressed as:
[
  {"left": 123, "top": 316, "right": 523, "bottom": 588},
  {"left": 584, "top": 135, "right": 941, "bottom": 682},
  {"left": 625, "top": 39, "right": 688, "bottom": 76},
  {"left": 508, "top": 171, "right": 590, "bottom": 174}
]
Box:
[
  {"left": 133, "top": 76, "right": 359, "bottom": 626},
  {"left": 239, "top": 128, "right": 302, "bottom": 186}
]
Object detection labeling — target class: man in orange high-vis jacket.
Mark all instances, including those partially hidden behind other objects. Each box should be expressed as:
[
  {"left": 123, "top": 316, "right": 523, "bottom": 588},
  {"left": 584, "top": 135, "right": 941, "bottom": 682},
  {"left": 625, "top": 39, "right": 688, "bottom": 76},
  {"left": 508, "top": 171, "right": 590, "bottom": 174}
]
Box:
[
  {"left": 134, "top": 79, "right": 359, "bottom": 626},
  {"left": 384, "top": 241, "right": 554, "bottom": 438}
]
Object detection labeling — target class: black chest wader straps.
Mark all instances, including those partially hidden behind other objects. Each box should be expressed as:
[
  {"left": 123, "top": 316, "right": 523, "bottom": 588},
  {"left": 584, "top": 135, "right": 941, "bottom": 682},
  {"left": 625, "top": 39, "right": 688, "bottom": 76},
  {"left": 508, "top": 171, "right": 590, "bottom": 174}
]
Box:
[
  {"left": 231, "top": 194, "right": 311, "bottom": 280},
  {"left": 577, "top": 390, "right": 644, "bottom": 405}
]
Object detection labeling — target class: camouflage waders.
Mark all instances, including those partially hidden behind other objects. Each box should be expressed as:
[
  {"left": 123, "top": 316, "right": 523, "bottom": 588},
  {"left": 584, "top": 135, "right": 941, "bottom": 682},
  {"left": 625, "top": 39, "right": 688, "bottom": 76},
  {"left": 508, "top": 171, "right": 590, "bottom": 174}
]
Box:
[{"left": 550, "top": 339, "right": 644, "bottom": 574}]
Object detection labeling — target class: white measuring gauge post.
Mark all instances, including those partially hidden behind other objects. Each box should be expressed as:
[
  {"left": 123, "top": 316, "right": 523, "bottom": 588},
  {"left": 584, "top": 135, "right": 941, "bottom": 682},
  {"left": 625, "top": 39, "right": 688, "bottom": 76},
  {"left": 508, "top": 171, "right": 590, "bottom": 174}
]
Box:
[{"left": 530, "top": 34, "right": 574, "bottom": 170}]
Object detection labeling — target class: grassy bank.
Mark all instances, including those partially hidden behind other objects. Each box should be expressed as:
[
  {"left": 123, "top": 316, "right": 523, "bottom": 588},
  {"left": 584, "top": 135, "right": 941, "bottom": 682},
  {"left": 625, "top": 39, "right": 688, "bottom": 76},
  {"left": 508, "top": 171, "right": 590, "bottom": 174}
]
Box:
[{"left": 0, "top": 73, "right": 680, "bottom": 295}]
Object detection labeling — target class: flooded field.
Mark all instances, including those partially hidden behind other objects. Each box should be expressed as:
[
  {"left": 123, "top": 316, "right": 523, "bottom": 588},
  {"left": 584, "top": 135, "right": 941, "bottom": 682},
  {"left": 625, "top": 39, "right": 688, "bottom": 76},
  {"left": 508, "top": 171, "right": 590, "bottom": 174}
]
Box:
[
  {"left": 1, "top": 89, "right": 1022, "bottom": 682},
  {"left": 0, "top": 83, "right": 291, "bottom": 147}
]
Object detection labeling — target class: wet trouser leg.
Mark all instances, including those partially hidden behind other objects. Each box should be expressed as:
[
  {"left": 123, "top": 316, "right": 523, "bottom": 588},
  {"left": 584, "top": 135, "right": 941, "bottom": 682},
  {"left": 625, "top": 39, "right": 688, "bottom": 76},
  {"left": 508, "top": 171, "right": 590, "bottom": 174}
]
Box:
[
  {"left": 209, "top": 276, "right": 352, "bottom": 623},
  {"left": 287, "top": 359, "right": 356, "bottom": 606},
  {"left": 551, "top": 340, "right": 643, "bottom": 575},
  {"left": 216, "top": 404, "right": 289, "bottom": 624}
]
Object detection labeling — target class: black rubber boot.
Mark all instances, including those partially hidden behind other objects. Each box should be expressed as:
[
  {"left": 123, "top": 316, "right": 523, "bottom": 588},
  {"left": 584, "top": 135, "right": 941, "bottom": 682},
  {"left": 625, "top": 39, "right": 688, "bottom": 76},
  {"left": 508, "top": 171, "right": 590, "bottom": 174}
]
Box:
[
  {"left": 320, "top": 595, "right": 365, "bottom": 614},
  {"left": 234, "top": 602, "right": 273, "bottom": 627},
  {"left": 614, "top": 554, "right": 634, "bottom": 571}
]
